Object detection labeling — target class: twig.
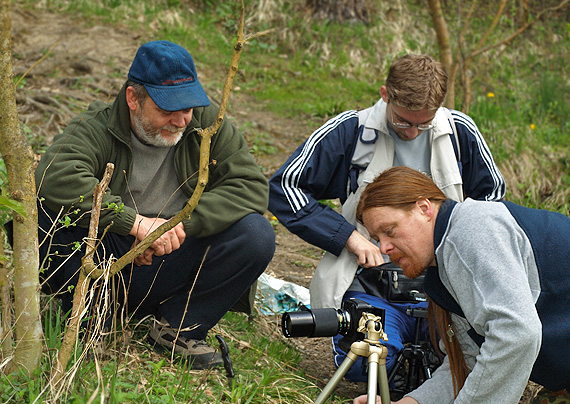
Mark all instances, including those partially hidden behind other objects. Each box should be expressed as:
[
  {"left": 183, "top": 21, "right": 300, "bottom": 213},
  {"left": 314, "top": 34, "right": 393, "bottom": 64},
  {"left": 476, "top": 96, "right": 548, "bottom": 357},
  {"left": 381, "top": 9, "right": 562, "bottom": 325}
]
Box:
[
  {"left": 50, "top": 163, "right": 114, "bottom": 385},
  {"left": 171, "top": 246, "right": 209, "bottom": 362},
  {"left": 471, "top": 0, "right": 570, "bottom": 58},
  {"left": 15, "top": 41, "right": 57, "bottom": 88}
]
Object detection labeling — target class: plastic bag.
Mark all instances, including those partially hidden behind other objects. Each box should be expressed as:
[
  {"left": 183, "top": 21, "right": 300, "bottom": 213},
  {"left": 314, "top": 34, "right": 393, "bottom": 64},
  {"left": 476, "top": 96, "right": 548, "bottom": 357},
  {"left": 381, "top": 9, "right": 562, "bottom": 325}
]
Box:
[{"left": 256, "top": 273, "right": 311, "bottom": 314}]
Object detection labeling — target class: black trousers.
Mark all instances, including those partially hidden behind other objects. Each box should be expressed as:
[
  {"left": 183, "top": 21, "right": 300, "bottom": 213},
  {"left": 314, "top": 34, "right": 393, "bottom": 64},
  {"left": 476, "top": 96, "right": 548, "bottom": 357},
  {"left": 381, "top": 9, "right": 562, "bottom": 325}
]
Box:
[{"left": 38, "top": 207, "right": 275, "bottom": 340}]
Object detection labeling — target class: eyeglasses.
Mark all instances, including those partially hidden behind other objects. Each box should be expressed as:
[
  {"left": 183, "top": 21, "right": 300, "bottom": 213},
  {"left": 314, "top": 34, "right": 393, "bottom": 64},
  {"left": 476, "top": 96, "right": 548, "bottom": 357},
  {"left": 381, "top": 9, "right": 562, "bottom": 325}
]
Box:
[{"left": 389, "top": 105, "right": 434, "bottom": 131}]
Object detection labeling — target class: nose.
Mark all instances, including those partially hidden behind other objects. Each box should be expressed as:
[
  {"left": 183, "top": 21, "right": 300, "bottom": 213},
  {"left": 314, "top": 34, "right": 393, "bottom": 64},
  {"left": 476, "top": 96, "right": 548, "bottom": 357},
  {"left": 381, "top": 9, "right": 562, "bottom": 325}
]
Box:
[
  {"left": 378, "top": 236, "right": 393, "bottom": 255},
  {"left": 404, "top": 126, "right": 419, "bottom": 139},
  {"left": 171, "top": 110, "right": 192, "bottom": 127}
]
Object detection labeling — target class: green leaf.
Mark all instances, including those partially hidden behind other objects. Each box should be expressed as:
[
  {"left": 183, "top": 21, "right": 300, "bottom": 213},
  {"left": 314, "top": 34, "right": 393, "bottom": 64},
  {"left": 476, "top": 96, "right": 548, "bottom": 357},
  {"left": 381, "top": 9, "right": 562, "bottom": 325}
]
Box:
[{"left": 0, "top": 195, "right": 27, "bottom": 217}]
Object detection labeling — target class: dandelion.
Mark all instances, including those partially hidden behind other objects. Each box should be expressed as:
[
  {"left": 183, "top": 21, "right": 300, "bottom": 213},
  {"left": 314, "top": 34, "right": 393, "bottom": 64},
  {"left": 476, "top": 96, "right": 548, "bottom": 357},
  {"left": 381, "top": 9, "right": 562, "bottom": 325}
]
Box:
[
  {"left": 487, "top": 92, "right": 495, "bottom": 98},
  {"left": 270, "top": 215, "right": 279, "bottom": 226},
  {"left": 530, "top": 123, "right": 536, "bottom": 130}
]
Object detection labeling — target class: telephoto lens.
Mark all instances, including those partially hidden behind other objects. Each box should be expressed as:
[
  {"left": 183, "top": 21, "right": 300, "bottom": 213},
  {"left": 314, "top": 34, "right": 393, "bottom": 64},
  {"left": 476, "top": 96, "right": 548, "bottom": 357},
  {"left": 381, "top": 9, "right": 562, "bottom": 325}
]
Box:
[
  {"left": 281, "top": 299, "right": 385, "bottom": 355},
  {"left": 281, "top": 298, "right": 384, "bottom": 338},
  {"left": 281, "top": 306, "right": 345, "bottom": 338}
]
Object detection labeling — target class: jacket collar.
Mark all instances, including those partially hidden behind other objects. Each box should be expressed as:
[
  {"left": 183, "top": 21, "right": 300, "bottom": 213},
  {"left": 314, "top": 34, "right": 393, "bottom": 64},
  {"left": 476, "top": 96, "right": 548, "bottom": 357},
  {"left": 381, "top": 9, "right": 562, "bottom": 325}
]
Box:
[
  {"left": 430, "top": 108, "right": 454, "bottom": 139},
  {"left": 108, "top": 82, "right": 135, "bottom": 143},
  {"left": 364, "top": 99, "right": 390, "bottom": 134},
  {"left": 434, "top": 198, "right": 457, "bottom": 250}
]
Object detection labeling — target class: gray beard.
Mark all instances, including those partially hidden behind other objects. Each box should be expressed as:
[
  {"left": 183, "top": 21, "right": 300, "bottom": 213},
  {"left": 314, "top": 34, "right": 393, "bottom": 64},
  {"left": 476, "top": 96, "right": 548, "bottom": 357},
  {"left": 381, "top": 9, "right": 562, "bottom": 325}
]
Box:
[{"left": 132, "top": 113, "right": 184, "bottom": 148}]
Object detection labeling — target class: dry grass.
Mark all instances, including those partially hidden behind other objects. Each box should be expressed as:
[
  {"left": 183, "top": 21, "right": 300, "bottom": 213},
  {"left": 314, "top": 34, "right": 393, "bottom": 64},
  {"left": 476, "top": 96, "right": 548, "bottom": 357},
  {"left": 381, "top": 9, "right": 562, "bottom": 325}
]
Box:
[{"left": 500, "top": 148, "right": 570, "bottom": 214}]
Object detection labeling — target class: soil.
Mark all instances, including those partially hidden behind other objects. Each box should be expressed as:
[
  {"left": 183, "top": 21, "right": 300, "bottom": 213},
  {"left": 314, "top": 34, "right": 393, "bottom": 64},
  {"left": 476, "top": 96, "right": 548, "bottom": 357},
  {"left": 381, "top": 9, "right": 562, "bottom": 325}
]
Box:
[{"left": 9, "top": 5, "right": 538, "bottom": 403}]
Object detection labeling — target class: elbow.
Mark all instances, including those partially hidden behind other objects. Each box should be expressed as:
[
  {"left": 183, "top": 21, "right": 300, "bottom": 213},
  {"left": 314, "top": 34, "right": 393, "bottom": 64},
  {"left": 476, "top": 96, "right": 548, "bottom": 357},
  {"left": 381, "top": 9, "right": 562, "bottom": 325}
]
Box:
[{"left": 518, "top": 320, "right": 542, "bottom": 359}]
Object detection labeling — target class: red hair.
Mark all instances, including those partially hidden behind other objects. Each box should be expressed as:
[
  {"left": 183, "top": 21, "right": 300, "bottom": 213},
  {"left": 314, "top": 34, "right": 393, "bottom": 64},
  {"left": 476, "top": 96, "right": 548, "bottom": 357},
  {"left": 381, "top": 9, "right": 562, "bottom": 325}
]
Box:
[{"left": 357, "top": 166, "right": 469, "bottom": 396}]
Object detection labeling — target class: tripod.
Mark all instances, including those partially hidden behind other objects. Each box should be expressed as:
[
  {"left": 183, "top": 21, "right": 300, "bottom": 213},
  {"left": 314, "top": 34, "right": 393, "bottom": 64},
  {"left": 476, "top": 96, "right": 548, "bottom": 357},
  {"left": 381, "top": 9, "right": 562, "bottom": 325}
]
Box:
[
  {"left": 314, "top": 312, "right": 391, "bottom": 404},
  {"left": 388, "top": 307, "right": 439, "bottom": 398}
]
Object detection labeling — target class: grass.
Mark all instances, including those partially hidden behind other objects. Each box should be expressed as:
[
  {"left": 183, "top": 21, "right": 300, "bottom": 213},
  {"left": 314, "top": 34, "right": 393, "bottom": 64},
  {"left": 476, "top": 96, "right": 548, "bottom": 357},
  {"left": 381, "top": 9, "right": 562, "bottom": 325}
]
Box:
[
  {"left": 2, "top": 302, "right": 340, "bottom": 403},
  {"left": 3, "top": 0, "right": 570, "bottom": 402}
]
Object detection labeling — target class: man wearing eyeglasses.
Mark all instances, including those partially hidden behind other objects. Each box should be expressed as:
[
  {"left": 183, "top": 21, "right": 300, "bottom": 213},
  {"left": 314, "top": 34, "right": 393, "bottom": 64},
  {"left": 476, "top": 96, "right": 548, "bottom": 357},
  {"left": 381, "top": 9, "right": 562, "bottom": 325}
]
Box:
[{"left": 268, "top": 54, "right": 505, "bottom": 384}]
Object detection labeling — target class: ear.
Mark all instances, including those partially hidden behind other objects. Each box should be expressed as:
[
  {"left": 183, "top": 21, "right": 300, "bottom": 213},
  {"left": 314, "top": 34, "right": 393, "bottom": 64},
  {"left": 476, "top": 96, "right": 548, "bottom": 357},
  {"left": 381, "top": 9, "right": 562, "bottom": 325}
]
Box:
[
  {"left": 380, "top": 86, "right": 388, "bottom": 103},
  {"left": 416, "top": 199, "right": 435, "bottom": 221},
  {"left": 125, "top": 86, "right": 139, "bottom": 112}
]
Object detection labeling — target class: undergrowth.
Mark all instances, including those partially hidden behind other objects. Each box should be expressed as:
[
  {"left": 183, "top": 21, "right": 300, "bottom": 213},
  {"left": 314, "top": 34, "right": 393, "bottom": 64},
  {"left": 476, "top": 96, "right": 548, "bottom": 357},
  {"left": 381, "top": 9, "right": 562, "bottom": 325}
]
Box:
[
  {"left": 1, "top": 302, "right": 340, "bottom": 403},
  {"left": 22, "top": 1, "right": 570, "bottom": 211},
  {"left": 3, "top": 0, "right": 570, "bottom": 402}
]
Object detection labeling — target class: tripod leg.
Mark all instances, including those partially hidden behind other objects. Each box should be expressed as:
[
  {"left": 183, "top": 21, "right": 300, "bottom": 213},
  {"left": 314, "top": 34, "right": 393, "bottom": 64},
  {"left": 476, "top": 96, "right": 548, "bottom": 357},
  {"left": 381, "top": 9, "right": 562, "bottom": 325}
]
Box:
[
  {"left": 368, "top": 350, "right": 391, "bottom": 404},
  {"left": 377, "top": 358, "right": 391, "bottom": 404},
  {"left": 313, "top": 315, "right": 391, "bottom": 404},
  {"left": 388, "top": 352, "right": 406, "bottom": 384},
  {"left": 421, "top": 348, "right": 433, "bottom": 380},
  {"left": 407, "top": 352, "right": 419, "bottom": 390},
  {"left": 367, "top": 357, "right": 378, "bottom": 403},
  {"left": 314, "top": 355, "right": 355, "bottom": 404}
]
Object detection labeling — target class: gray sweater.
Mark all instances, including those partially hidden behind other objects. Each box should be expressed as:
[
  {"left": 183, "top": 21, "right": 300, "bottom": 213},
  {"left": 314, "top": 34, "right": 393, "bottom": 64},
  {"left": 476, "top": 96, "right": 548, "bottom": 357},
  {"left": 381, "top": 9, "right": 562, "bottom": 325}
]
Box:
[{"left": 410, "top": 199, "right": 546, "bottom": 404}]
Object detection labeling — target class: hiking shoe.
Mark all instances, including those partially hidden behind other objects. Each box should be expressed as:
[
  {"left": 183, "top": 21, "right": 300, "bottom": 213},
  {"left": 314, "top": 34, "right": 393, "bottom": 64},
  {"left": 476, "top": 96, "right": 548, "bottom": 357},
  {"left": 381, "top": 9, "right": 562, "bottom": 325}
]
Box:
[
  {"left": 147, "top": 318, "right": 223, "bottom": 370},
  {"left": 531, "top": 387, "right": 570, "bottom": 404}
]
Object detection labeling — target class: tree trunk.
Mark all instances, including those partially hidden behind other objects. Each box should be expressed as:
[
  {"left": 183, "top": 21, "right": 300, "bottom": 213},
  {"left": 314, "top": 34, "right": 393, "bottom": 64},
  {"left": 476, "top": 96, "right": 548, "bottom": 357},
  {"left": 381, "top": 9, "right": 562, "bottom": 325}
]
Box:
[
  {"left": 427, "top": 0, "right": 454, "bottom": 108},
  {"left": 0, "top": 0, "right": 42, "bottom": 375},
  {"left": 306, "top": 0, "right": 369, "bottom": 23}
]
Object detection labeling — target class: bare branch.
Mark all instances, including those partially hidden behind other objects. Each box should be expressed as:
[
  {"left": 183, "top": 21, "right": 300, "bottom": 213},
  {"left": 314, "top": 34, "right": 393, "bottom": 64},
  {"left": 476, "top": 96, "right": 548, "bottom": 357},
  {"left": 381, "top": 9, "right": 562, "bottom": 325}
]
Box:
[
  {"left": 471, "top": 0, "right": 570, "bottom": 59},
  {"left": 82, "top": 164, "right": 114, "bottom": 276},
  {"left": 50, "top": 163, "right": 114, "bottom": 385},
  {"left": 14, "top": 41, "right": 58, "bottom": 88},
  {"left": 472, "top": 0, "right": 507, "bottom": 53}
]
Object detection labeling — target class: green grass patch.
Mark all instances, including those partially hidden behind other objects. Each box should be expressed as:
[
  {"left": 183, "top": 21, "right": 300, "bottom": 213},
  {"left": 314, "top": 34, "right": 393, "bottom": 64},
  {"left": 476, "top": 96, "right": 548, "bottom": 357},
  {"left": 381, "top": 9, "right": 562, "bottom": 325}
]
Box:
[{"left": 1, "top": 307, "right": 350, "bottom": 403}]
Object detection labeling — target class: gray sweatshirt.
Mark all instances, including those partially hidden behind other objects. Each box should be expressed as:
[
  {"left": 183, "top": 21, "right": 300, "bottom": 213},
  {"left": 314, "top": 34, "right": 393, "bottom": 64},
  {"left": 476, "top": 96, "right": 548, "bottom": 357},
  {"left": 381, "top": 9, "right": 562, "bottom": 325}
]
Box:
[{"left": 409, "top": 199, "right": 545, "bottom": 404}]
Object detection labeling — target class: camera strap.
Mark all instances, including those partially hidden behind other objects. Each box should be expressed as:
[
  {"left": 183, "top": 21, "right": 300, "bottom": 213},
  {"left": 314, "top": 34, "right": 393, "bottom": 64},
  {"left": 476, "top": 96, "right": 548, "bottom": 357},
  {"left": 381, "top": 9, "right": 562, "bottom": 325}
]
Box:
[{"left": 424, "top": 266, "right": 484, "bottom": 347}]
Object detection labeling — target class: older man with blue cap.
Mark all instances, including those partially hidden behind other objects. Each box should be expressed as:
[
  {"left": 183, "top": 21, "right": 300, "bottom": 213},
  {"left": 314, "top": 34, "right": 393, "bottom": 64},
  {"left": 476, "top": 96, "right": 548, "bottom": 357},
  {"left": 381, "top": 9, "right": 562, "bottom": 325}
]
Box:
[{"left": 34, "top": 40, "right": 274, "bottom": 369}]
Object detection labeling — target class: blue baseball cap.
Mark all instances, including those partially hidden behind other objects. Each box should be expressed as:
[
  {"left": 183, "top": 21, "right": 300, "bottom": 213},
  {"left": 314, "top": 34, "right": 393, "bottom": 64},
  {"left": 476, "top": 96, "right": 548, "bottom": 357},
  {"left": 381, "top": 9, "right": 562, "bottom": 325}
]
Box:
[{"left": 127, "top": 40, "right": 210, "bottom": 111}]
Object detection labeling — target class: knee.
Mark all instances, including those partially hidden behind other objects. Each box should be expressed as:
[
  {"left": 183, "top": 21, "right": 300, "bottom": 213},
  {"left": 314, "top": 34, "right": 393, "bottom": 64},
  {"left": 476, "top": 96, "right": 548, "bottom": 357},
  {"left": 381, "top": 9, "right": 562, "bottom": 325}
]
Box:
[
  {"left": 234, "top": 213, "right": 276, "bottom": 262},
  {"left": 240, "top": 213, "right": 275, "bottom": 251}
]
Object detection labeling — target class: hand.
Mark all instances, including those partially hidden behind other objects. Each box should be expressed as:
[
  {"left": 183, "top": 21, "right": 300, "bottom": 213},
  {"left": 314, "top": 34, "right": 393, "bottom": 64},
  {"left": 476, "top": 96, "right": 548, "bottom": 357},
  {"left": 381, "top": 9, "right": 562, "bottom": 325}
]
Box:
[
  {"left": 129, "top": 214, "right": 186, "bottom": 265},
  {"left": 133, "top": 247, "right": 153, "bottom": 266},
  {"left": 353, "top": 394, "right": 419, "bottom": 404},
  {"left": 345, "top": 230, "right": 384, "bottom": 267},
  {"left": 353, "top": 395, "right": 381, "bottom": 404}
]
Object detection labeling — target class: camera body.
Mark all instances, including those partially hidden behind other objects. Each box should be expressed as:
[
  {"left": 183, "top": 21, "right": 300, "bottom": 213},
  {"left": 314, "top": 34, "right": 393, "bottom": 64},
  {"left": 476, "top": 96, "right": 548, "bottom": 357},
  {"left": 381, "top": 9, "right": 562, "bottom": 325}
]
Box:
[{"left": 281, "top": 298, "right": 385, "bottom": 352}]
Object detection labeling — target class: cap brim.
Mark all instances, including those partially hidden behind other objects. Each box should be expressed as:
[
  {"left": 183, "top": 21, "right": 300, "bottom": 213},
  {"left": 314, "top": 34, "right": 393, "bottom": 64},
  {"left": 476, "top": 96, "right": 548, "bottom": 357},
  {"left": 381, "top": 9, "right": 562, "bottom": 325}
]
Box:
[{"left": 145, "top": 80, "right": 210, "bottom": 111}]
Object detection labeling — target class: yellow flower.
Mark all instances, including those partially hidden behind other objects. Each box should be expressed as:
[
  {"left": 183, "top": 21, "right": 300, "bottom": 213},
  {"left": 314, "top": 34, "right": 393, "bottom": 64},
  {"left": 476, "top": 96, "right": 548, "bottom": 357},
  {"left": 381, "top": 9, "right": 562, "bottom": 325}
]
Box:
[
  {"left": 487, "top": 92, "right": 495, "bottom": 98},
  {"left": 530, "top": 123, "right": 536, "bottom": 130},
  {"left": 269, "top": 215, "right": 279, "bottom": 226}
]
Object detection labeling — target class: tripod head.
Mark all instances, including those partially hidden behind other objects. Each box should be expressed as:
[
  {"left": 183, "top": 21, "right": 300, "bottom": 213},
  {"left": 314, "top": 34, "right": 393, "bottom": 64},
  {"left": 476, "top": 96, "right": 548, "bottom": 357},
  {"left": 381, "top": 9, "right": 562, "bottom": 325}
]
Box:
[{"left": 358, "top": 311, "right": 388, "bottom": 345}]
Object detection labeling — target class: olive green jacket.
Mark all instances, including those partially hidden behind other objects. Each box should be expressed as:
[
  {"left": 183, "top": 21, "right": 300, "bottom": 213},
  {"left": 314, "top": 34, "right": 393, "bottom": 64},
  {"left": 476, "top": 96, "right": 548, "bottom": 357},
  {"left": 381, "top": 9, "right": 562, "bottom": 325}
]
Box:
[{"left": 35, "top": 83, "right": 269, "bottom": 238}]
